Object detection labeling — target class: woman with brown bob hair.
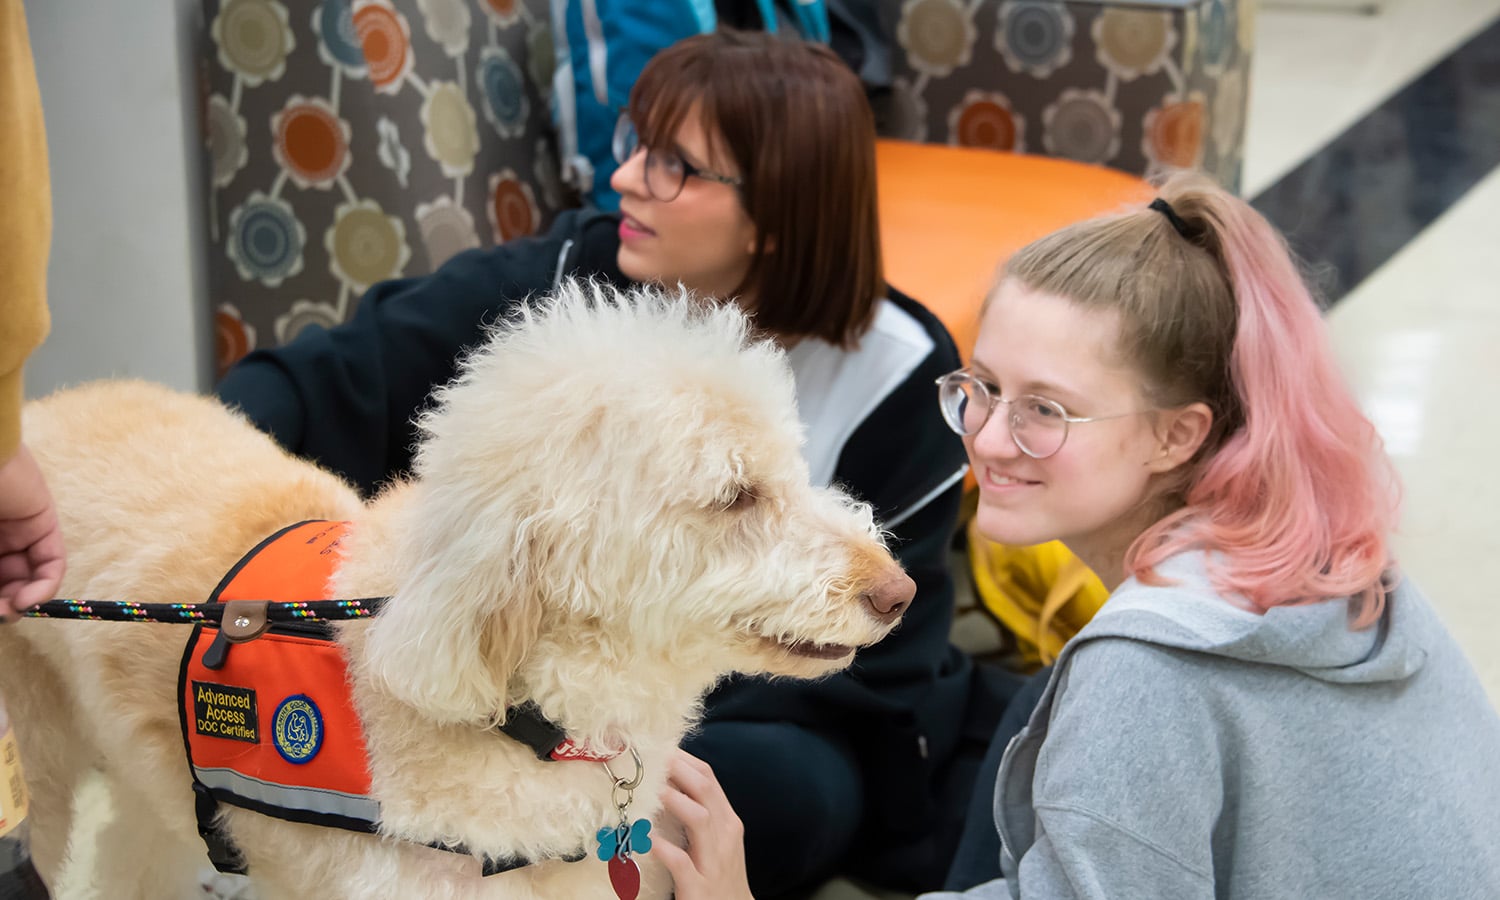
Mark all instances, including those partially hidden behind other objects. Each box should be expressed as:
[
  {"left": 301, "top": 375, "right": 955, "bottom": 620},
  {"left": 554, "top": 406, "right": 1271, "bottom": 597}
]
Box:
[
  {"left": 220, "top": 29, "right": 992, "bottom": 898},
  {"left": 623, "top": 27, "right": 883, "bottom": 347}
]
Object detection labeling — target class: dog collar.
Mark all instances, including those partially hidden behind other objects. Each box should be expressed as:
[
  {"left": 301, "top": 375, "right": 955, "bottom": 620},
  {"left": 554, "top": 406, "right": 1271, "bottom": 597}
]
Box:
[
  {"left": 496, "top": 703, "right": 655, "bottom": 899},
  {"left": 497, "top": 701, "right": 624, "bottom": 762}
]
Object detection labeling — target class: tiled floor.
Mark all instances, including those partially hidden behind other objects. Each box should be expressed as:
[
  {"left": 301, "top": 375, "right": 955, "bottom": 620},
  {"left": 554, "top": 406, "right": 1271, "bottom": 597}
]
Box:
[{"left": 1244, "top": 0, "right": 1500, "bottom": 195}]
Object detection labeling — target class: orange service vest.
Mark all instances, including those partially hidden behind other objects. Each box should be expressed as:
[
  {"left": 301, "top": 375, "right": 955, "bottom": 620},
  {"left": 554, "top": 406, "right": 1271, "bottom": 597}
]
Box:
[
  {"left": 179, "top": 520, "right": 583, "bottom": 878},
  {"left": 179, "top": 521, "right": 379, "bottom": 870}
]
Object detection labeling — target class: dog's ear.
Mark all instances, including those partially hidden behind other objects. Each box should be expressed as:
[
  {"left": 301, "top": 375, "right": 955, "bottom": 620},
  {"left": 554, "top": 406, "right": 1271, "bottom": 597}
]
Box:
[{"left": 363, "top": 485, "right": 545, "bottom": 725}]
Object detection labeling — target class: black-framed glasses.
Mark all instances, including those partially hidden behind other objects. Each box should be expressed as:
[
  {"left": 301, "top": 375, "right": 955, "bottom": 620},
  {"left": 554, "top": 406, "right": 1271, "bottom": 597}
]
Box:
[
  {"left": 935, "top": 369, "right": 1149, "bottom": 459},
  {"left": 612, "top": 115, "right": 742, "bottom": 202}
]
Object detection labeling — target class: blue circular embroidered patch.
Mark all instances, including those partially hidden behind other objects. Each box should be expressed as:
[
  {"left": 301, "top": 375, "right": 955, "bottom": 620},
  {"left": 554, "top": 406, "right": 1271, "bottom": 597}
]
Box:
[{"left": 273, "top": 694, "right": 324, "bottom": 764}]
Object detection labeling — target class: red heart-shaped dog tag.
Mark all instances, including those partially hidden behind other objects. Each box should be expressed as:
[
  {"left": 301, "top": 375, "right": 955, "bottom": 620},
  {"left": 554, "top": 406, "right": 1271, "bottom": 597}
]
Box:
[{"left": 608, "top": 854, "right": 640, "bottom": 900}]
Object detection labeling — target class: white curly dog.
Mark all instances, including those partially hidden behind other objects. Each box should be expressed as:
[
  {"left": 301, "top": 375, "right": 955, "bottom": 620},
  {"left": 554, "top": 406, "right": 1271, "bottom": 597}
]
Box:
[{"left": 0, "top": 282, "right": 913, "bottom": 899}]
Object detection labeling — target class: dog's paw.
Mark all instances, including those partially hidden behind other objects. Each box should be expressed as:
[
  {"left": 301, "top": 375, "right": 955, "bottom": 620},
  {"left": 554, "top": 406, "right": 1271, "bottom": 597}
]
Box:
[{"left": 197, "top": 869, "right": 259, "bottom": 900}]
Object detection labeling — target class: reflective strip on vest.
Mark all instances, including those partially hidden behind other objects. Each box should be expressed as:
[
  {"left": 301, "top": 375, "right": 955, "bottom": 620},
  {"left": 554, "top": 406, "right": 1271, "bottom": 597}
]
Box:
[{"left": 194, "top": 766, "right": 381, "bottom": 824}]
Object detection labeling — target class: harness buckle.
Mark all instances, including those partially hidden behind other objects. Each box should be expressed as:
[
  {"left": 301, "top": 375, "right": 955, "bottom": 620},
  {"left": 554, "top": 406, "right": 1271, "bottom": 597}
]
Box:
[
  {"left": 222, "top": 600, "right": 272, "bottom": 643},
  {"left": 193, "top": 782, "right": 249, "bottom": 875}
]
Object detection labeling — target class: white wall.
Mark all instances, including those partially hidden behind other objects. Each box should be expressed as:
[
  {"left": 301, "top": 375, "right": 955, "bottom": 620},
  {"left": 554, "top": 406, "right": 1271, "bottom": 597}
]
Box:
[{"left": 23, "top": 0, "right": 211, "bottom": 398}]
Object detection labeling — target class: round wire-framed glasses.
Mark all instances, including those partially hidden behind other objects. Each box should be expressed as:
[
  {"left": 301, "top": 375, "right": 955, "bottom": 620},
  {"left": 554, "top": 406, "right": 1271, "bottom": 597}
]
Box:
[{"left": 935, "top": 369, "right": 1148, "bottom": 459}]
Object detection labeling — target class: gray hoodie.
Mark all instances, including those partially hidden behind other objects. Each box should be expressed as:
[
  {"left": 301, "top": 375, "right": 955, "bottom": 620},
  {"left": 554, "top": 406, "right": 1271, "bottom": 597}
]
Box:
[{"left": 922, "top": 553, "right": 1500, "bottom": 900}]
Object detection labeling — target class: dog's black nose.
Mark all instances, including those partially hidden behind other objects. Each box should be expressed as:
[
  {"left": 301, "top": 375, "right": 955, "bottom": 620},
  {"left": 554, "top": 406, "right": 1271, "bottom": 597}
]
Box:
[{"left": 863, "top": 571, "right": 915, "bottom": 624}]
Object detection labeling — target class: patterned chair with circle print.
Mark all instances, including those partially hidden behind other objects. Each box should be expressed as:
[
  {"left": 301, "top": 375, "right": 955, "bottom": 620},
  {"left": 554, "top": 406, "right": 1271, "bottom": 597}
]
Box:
[
  {"left": 883, "top": 0, "right": 1254, "bottom": 191},
  {"left": 202, "top": 0, "right": 1254, "bottom": 379},
  {"left": 202, "top": 0, "right": 565, "bottom": 379}
]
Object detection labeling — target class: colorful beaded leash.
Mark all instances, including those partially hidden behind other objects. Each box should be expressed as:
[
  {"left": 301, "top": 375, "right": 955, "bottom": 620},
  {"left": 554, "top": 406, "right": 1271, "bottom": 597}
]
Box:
[
  {"left": 20, "top": 598, "right": 386, "bottom": 624},
  {"left": 26, "top": 595, "right": 653, "bottom": 899}
]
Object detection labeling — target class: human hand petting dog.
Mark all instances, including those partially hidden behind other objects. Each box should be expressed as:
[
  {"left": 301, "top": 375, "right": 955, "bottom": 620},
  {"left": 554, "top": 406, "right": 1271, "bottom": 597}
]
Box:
[
  {"left": 656, "top": 749, "right": 757, "bottom": 900},
  {"left": 0, "top": 443, "right": 65, "bottom": 620}
]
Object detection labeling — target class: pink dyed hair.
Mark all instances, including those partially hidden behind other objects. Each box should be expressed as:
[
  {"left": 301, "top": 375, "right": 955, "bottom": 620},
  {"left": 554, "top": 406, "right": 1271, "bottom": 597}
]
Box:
[{"left": 1002, "top": 172, "right": 1401, "bottom": 626}]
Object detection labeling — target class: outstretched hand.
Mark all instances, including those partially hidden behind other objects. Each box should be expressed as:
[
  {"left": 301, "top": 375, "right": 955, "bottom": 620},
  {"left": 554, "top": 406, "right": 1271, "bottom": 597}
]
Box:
[
  {"left": 0, "top": 443, "right": 65, "bottom": 620},
  {"left": 655, "top": 749, "right": 755, "bottom": 900}
]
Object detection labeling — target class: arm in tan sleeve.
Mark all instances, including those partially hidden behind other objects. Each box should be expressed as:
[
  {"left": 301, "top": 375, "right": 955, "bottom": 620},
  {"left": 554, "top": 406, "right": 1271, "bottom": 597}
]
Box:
[{"left": 0, "top": 0, "right": 52, "bottom": 460}]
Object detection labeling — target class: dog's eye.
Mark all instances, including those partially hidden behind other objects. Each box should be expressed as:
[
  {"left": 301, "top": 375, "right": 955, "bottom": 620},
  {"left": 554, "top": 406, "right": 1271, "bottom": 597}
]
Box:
[{"left": 721, "top": 485, "right": 759, "bottom": 512}]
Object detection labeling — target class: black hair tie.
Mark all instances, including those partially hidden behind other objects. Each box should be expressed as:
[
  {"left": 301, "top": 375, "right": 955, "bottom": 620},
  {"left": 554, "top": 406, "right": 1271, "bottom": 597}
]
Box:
[{"left": 1149, "top": 197, "right": 1193, "bottom": 240}]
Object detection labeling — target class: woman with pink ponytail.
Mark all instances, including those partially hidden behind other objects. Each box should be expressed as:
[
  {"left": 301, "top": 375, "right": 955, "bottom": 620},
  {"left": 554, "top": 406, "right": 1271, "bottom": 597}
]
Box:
[
  {"left": 916, "top": 172, "right": 1500, "bottom": 898},
  {"left": 655, "top": 173, "right": 1500, "bottom": 900}
]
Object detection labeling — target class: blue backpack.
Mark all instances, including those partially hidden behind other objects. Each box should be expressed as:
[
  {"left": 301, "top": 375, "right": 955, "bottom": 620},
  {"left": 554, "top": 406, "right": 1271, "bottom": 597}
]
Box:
[{"left": 549, "top": 0, "right": 831, "bottom": 211}]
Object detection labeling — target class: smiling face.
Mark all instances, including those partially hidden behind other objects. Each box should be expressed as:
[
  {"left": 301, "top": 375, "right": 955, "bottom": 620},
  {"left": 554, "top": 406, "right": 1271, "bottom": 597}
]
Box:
[
  {"left": 610, "top": 106, "right": 759, "bottom": 303},
  {"left": 966, "top": 281, "right": 1179, "bottom": 574}
]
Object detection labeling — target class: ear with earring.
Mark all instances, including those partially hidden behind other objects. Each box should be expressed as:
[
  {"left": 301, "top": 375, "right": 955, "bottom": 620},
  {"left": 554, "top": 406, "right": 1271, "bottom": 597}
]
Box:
[
  {"left": 1145, "top": 405, "right": 1214, "bottom": 472},
  {"left": 1143, "top": 443, "right": 1172, "bottom": 466}
]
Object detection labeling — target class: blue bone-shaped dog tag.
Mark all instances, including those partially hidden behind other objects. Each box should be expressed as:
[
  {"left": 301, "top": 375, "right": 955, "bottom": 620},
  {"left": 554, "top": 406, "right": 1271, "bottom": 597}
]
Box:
[{"left": 596, "top": 818, "right": 653, "bottom": 861}]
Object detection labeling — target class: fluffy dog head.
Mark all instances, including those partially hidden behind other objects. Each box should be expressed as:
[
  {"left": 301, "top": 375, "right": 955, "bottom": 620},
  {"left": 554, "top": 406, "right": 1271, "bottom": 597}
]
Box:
[{"left": 364, "top": 281, "right": 913, "bottom": 729}]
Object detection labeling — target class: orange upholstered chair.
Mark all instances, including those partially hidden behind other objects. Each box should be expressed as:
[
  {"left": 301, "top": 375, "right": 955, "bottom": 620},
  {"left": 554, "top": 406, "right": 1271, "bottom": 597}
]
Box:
[{"left": 876, "top": 139, "right": 1152, "bottom": 359}]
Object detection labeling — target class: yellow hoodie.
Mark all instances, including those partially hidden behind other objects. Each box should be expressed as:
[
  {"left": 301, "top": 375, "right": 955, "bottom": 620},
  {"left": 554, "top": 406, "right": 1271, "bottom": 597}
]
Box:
[{"left": 0, "top": 0, "right": 51, "bottom": 459}]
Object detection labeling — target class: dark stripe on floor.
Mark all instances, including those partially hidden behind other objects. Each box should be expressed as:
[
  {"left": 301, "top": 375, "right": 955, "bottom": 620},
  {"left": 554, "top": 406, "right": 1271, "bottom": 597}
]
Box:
[{"left": 1250, "top": 14, "right": 1500, "bottom": 306}]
